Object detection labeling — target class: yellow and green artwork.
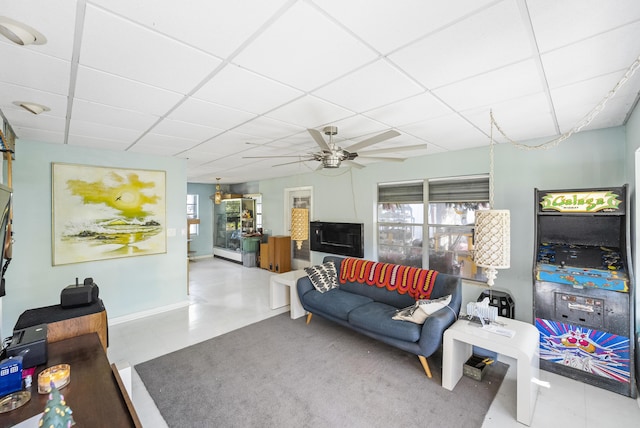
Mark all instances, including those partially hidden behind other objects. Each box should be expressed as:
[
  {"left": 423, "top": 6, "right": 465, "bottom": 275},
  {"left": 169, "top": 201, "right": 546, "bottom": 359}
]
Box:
[{"left": 52, "top": 163, "right": 166, "bottom": 265}]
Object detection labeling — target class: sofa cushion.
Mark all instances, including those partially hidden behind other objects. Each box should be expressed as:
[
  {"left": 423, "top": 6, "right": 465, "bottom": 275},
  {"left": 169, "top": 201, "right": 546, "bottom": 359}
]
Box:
[
  {"left": 304, "top": 261, "right": 338, "bottom": 293},
  {"left": 302, "top": 288, "right": 373, "bottom": 320},
  {"left": 348, "top": 302, "right": 422, "bottom": 342}
]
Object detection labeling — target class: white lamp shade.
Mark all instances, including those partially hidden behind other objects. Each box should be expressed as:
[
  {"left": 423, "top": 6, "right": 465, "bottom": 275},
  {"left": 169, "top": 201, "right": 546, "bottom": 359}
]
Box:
[{"left": 474, "top": 209, "right": 510, "bottom": 269}]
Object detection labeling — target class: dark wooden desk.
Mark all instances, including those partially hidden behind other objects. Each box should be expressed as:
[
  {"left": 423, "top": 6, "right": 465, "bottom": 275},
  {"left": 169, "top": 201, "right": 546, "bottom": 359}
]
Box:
[{"left": 0, "top": 334, "right": 140, "bottom": 427}]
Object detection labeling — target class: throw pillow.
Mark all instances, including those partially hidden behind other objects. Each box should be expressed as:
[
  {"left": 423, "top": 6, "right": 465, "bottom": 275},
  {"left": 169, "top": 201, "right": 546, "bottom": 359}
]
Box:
[
  {"left": 304, "top": 261, "right": 338, "bottom": 293},
  {"left": 417, "top": 294, "right": 452, "bottom": 316},
  {"left": 392, "top": 301, "right": 428, "bottom": 324},
  {"left": 392, "top": 294, "right": 453, "bottom": 324}
]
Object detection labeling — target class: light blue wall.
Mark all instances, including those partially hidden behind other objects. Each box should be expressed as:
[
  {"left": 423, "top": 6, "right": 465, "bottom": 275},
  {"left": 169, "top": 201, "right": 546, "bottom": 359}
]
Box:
[
  {"left": 1, "top": 140, "right": 188, "bottom": 335},
  {"left": 187, "top": 183, "right": 215, "bottom": 257},
  {"left": 258, "top": 127, "right": 628, "bottom": 323}
]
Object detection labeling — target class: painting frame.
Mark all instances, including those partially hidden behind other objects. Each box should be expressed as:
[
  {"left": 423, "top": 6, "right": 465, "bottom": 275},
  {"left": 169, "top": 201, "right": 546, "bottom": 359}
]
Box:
[{"left": 52, "top": 163, "right": 166, "bottom": 265}]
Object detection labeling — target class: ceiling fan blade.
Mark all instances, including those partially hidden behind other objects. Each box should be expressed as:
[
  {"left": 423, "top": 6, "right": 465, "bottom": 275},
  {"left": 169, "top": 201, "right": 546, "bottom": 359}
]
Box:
[
  {"left": 345, "top": 130, "right": 401, "bottom": 152},
  {"left": 243, "top": 155, "right": 311, "bottom": 159},
  {"left": 357, "top": 144, "right": 428, "bottom": 156},
  {"left": 342, "top": 160, "right": 365, "bottom": 169},
  {"left": 357, "top": 156, "right": 406, "bottom": 162},
  {"left": 307, "top": 128, "right": 331, "bottom": 151},
  {"left": 272, "top": 158, "right": 316, "bottom": 167}
]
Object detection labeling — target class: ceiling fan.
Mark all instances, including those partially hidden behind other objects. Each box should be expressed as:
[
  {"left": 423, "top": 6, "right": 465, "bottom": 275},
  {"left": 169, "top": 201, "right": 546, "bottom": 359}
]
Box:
[{"left": 244, "top": 126, "right": 428, "bottom": 170}]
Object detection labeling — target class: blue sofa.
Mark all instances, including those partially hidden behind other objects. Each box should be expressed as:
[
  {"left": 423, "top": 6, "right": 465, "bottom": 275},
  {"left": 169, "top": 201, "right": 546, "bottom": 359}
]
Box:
[{"left": 296, "top": 256, "right": 462, "bottom": 378}]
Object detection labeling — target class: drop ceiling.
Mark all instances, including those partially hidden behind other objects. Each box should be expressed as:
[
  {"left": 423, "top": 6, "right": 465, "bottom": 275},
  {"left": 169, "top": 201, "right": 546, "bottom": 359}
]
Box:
[{"left": 1, "top": 0, "right": 639, "bottom": 184}]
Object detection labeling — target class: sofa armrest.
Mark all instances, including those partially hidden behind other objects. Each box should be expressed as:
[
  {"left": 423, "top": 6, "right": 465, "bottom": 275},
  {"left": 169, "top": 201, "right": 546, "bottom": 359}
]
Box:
[
  {"left": 417, "top": 274, "right": 461, "bottom": 357},
  {"left": 296, "top": 275, "right": 314, "bottom": 301},
  {"left": 418, "top": 304, "right": 458, "bottom": 357}
]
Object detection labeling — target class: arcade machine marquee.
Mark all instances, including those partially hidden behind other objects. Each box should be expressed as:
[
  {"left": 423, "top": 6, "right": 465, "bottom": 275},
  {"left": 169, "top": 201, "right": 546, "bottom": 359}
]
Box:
[{"left": 533, "top": 186, "right": 636, "bottom": 397}]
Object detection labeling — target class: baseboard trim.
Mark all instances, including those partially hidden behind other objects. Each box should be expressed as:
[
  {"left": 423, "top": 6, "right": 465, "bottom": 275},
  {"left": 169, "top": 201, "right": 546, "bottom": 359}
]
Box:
[{"left": 108, "top": 300, "right": 190, "bottom": 326}]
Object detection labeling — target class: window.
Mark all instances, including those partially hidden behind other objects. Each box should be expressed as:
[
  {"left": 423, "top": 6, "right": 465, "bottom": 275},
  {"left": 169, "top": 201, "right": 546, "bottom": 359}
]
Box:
[
  {"left": 244, "top": 194, "right": 262, "bottom": 230},
  {"left": 377, "top": 181, "right": 424, "bottom": 268},
  {"left": 187, "top": 194, "right": 199, "bottom": 235},
  {"left": 376, "top": 175, "right": 490, "bottom": 281},
  {"left": 427, "top": 175, "right": 489, "bottom": 281}
]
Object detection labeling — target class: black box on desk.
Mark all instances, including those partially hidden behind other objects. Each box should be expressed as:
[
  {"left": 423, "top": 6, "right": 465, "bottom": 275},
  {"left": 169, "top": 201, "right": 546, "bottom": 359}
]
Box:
[
  {"left": 61, "top": 278, "right": 99, "bottom": 308},
  {"left": 6, "top": 323, "right": 48, "bottom": 368},
  {"left": 463, "top": 355, "right": 489, "bottom": 381}
]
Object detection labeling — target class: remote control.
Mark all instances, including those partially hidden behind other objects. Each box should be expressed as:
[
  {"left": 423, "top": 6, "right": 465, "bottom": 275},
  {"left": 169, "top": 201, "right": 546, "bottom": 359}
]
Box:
[{"left": 482, "top": 324, "right": 515, "bottom": 338}]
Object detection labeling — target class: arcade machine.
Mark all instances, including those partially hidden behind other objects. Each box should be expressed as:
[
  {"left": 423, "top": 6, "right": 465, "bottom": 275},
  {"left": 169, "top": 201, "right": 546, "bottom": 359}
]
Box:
[{"left": 533, "top": 185, "right": 636, "bottom": 397}]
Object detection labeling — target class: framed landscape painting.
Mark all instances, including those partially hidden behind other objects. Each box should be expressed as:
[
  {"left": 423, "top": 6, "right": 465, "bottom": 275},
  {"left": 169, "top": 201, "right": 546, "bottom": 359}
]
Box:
[{"left": 52, "top": 163, "right": 166, "bottom": 265}]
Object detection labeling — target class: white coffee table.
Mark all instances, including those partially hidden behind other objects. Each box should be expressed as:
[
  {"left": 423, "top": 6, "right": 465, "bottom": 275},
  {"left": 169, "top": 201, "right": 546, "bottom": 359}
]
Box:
[
  {"left": 442, "top": 317, "right": 540, "bottom": 426},
  {"left": 269, "top": 269, "right": 308, "bottom": 319}
]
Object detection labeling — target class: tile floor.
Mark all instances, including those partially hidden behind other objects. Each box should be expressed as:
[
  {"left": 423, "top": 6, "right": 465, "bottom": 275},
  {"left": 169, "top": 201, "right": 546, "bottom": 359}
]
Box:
[{"left": 106, "top": 257, "right": 640, "bottom": 427}]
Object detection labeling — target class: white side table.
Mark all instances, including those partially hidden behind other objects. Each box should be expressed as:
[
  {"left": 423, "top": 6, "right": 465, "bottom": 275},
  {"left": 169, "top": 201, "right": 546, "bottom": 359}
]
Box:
[
  {"left": 442, "top": 317, "right": 540, "bottom": 426},
  {"left": 269, "top": 270, "right": 308, "bottom": 319}
]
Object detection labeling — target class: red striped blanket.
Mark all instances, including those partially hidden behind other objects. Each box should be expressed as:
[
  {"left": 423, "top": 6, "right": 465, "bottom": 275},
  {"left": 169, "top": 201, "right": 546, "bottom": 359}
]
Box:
[{"left": 339, "top": 258, "right": 438, "bottom": 300}]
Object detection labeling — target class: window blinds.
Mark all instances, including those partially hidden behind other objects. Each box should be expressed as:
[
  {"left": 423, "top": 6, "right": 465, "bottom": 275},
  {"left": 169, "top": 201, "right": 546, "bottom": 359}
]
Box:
[
  {"left": 378, "top": 181, "right": 423, "bottom": 203},
  {"left": 427, "top": 176, "right": 489, "bottom": 202}
]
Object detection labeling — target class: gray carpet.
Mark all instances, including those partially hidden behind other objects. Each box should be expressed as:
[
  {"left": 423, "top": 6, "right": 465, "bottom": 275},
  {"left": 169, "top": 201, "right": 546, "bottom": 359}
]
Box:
[{"left": 135, "top": 313, "right": 508, "bottom": 428}]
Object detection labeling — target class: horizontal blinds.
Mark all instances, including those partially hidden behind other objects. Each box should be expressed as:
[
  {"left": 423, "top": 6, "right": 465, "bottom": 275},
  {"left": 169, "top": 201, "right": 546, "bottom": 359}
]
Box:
[
  {"left": 428, "top": 176, "right": 489, "bottom": 202},
  {"left": 378, "top": 181, "right": 423, "bottom": 203}
]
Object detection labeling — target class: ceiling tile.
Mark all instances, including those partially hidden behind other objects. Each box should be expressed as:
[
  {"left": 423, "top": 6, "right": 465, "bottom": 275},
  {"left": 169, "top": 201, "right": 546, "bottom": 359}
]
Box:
[
  {"left": 462, "top": 93, "right": 557, "bottom": 142},
  {"left": 0, "top": 82, "right": 68, "bottom": 119},
  {"left": 167, "top": 98, "right": 256, "bottom": 129},
  {"left": 527, "top": 0, "right": 640, "bottom": 52},
  {"left": 265, "top": 95, "right": 354, "bottom": 129},
  {"left": 541, "top": 21, "right": 640, "bottom": 89},
  {"left": 72, "top": 99, "right": 159, "bottom": 132},
  {"left": 80, "top": 5, "right": 222, "bottom": 94},
  {"left": 3, "top": 106, "right": 66, "bottom": 137},
  {"left": 399, "top": 114, "right": 487, "bottom": 151},
  {"left": 233, "top": 1, "right": 377, "bottom": 91},
  {"left": 314, "top": 0, "right": 497, "bottom": 54},
  {"left": 364, "top": 92, "right": 452, "bottom": 127},
  {"left": 552, "top": 70, "right": 640, "bottom": 133},
  {"left": 193, "top": 64, "right": 303, "bottom": 114},
  {"left": 74, "top": 66, "right": 184, "bottom": 116},
  {"left": 389, "top": 0, "right": 532, "bottom": 89},
  {"left": 90, "top": 0, "right": 290, "bottom": 58},
  {"left": 13, "top": 127, "right": 65, "bottom": 145},
  {"left": 67, "top": 134, "right": 132, "bottom": 151},
  {"left": 0, "top": 0, "right": 77, "bottom": 61},
  {"left": 68, "top": 119, "right": 144, "bottom": 143},
  {"left": 313, "top": 59, "right": 424, "bottom": 112},
  {"left": 150, "top": 118, "right": 224, "bottom": 142},
  {"left": 0, "top": 43, "right": 71, "bottom": 95},
  {"left": 130, "top": 133, "right": 199, "bottom": 155},
  {"left": 233, "top": 116, "right": 306, "bottom": 140},
  {"left": 433, "top": 60, "right": 544, "bottom": 112}
]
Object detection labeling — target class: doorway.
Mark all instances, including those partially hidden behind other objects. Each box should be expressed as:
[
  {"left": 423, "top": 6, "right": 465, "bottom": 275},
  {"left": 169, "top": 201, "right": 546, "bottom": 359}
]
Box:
[{"left": 285, "top": 187, "right": 312, "bottom": 270}]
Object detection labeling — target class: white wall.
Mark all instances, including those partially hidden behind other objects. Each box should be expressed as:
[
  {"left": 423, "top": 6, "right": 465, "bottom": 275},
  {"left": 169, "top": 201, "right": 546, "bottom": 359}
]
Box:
[
  {"left": 1, "top": 140, "right": 189, "bottom": 335},
  {"left": 259, "top": 126, "right": 628, "bottom": 323},
  {"left": 624, "top": 100, "right": 640, "bottom": 393}
]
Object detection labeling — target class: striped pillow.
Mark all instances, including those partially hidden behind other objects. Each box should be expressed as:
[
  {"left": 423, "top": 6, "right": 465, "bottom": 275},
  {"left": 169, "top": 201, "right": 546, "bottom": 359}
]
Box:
[{"left": 304, "top": 261, "right": 338, "bottom": 293}]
